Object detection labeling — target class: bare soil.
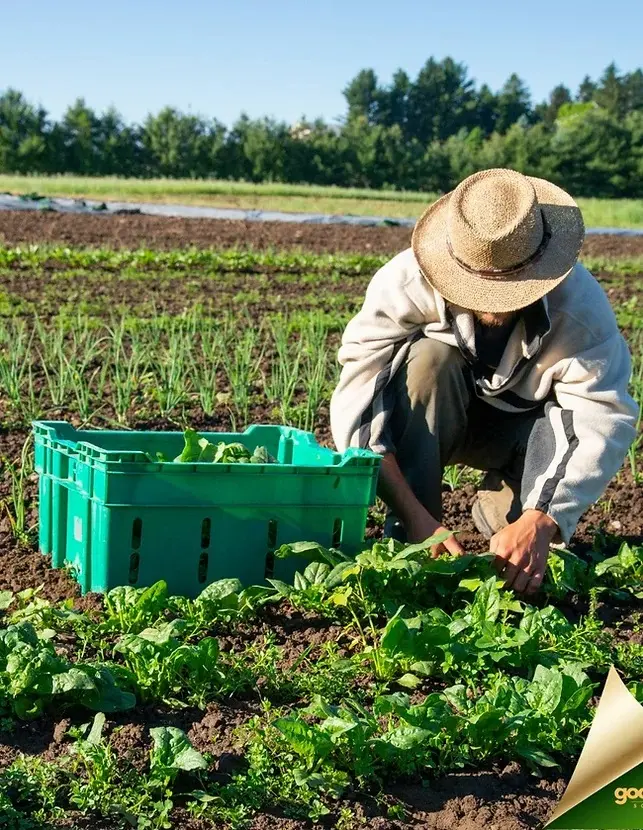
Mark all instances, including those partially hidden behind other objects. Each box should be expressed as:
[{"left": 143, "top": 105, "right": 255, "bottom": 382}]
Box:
[
  {"left": 0, "top": 211, "right": 410, "bottom": 255},
  {"left": 2, "top": 209, "right": 643, "bottom": 257}
]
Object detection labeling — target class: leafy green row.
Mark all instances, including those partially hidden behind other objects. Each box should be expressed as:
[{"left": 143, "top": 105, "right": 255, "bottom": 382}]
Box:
[
  {"left": 273, "top": 537, "right": 643, "bottom": 615},
  {"left": 0, "top": 538, "right": 641, "bottom": 827},
  {"left": 270, "top": 541, "right": 643, "bottom": 685},
  {"left": 582, "top": 255, "right": 643, "bottom": 276},
  {"left": 0, "top": 244, "right": 388, "bottom": 275},
  {"left": 0, "top": 245, "right": 641, "bottom": 278},
  {"left": 276, "top": 663, "right": 592, "bottom": 780},
  {"left": 2, "top": 541, "right": 640, "bottom": 723},
  {"left": 0, "top": 662, "right": 592, "bottom": 829}
]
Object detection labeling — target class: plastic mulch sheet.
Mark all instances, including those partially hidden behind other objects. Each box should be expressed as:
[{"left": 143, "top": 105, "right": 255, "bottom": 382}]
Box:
[{"left": 1, "top": 192, "right": 642, "bottom": 235}]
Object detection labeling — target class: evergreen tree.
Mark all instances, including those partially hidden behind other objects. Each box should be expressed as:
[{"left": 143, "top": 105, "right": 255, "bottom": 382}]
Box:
[
  {"left": 624, "top": 69, "right": 643, "bottom": 112},
  {"left": 536, "top": 84, "right": 573, "bottom": 125},
  {"left": 577, "top": 75, "right": 597, "bottom": 103},
  {"left": 343, "top": 69, "right": 380, "bottom": 124},
  {"left": 376, "top": 69, "right": 411, "bottom": 130},
  {"left": 142, "top": 108, "right": 222, "bottom": 178},
  {"left": 59, "top": 98, "right": 103, "bottom": 174},
  {"left": 495, "top": 74, "right": 532, "bottom": 132},
  {"left": 594, "top": 62, "right": 627, "bottom": 118},
  {"left": 405, "top": 57, "right": 476, "bottom": 143},
  {"left": 475, "top": 84, "right": 498, "bottom": 136},
  {"left": 0, "top": 89, "right": 49, "bottom": 173},
  {"left": 94, "top": 107, "right": 142, "bottom": 176}
]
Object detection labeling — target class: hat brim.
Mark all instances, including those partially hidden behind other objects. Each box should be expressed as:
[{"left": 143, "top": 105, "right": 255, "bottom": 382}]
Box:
[{"left": 411, "top": 176, "right": 585, "bottom": 313}]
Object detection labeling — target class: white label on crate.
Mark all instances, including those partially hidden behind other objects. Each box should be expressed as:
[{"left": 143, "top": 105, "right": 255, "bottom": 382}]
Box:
[{"left": 73, "top": 516, "right": 83, "bottom": 543}]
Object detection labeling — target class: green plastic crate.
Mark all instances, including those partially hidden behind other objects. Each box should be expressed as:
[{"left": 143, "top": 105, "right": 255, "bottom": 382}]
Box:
[{"left": 33, "top": 421, "right": 381, "bottom": 597}]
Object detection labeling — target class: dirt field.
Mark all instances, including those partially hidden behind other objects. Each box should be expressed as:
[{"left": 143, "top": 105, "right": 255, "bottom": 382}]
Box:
[
  {"left": 2, "top": 210, "right": 643, "bottom": 257},
  {"left": 0, "top": 210, "right": 641, "bottom": 830}
]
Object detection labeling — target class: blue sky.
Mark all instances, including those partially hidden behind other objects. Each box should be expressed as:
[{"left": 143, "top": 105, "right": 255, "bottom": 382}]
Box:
[{"left": 2, "top": 0, "right": 641, "bottom": 125}]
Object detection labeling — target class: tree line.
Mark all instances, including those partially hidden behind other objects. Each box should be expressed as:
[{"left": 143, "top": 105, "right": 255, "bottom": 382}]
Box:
[{"left": 1, "top": 59, "right": 643, "bottom": 197}]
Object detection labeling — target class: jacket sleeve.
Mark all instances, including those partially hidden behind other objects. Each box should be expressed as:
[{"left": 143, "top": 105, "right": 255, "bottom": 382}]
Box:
[
  {"left": 522, "top": 331, "right": 638, "bottom": 543},
  {"left": 330, "top": 255, "right": 434, "bottom": 454}
]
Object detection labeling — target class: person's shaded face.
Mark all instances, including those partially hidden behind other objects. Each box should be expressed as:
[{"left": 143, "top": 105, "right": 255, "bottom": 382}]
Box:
[{"left": 473, "top": 310, "right": 519, "bottom": 328}]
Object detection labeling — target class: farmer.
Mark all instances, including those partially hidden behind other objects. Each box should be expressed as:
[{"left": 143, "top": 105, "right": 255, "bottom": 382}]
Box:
[{"left": 330, "top": 168, "right": 638, "bottom": 594}]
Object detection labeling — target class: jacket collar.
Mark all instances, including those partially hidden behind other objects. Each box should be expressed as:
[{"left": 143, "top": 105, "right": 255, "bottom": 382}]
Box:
[
  {"left": 522, "top": 297, "right": 551, "bottom": 358},
  {"left": 444, "top": 297, "right": 551, "bottom": 389}
]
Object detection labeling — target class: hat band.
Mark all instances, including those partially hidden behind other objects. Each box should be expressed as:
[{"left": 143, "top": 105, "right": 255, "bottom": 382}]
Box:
[{"left": 445, "top": 211, "right": 552, "bottom": 280}]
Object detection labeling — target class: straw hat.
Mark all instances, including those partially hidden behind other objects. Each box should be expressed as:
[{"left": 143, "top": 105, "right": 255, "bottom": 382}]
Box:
[{"left": 412, "top": 168, "right": 585, "bottom": 313}]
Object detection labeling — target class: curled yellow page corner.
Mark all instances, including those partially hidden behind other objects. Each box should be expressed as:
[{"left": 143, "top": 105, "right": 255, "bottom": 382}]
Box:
[{"left": 545, "top": 666, "right": 643, "bottom": 827}]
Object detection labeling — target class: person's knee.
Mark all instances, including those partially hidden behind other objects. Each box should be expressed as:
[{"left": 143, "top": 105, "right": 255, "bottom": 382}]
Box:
[{"left": 404, "top": 337, "right": 466, "bottom": 406}]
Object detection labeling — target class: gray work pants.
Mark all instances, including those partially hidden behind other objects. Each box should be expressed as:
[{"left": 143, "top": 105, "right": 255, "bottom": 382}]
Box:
[{"left": 388, "top": 336, "right": 547, "bottom": 529}]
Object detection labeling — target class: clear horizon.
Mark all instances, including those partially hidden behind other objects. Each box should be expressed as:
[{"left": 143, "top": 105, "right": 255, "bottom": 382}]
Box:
[{"left": 2, "top": 0, "right": 642, "bottom": 126}]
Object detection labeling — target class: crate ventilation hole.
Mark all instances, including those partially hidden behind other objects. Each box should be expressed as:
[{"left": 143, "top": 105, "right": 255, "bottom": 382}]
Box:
[{"left": 128, "top": 518, "right": 143, "bottom": 584}]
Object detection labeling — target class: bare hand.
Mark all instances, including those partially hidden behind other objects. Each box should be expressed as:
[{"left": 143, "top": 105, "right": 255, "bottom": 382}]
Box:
[
  {"left": 489, "top": 509, "right": 558, "bottom": 594},
  {"left": 376, "top": 454, "right": 464, "bottom": 559},
  {"left": 405, "top": 509, "right": 465, "bottom": 559}
]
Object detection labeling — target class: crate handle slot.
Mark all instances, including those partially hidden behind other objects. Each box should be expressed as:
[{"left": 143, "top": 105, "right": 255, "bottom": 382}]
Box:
[
  {"left": 198, "top": 518, "right": 211, "bottom": 583},
  {"left": 201, "top": 518, "right": 211, "bottom": 550},
  {"left": 128, "top": 518, "right": 143, "bottom": 584},
  {"left": 131, "top": 518, "right": 143, "bottom": 550},
  {"left": 129, "top": 552, "right": 140, "bottom": 584},
  {"left": 198, "top": 552, "right": 209, "bottom": 583},
  {"left": 265, "top": 519, "right": 278, "bottom": 579},
  {"left": 332, "top": 518, "right": 344, "bottom": 549}
]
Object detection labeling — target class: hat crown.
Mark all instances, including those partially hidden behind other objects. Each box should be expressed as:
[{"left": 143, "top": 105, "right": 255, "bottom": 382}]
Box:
[{"left": 446, "top": 169, "right": 544, "bottom": 273}]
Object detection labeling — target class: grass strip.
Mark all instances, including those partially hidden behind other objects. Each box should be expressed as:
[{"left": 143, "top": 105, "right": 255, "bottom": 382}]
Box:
[{"left": 2, "top": 175, "right": 643, "bottom": 227}]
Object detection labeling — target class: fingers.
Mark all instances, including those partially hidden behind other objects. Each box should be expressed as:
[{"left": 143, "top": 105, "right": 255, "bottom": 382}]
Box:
[
  {"left": 495, "top": 556, "right": 544, "bottom": 594},
  {"left": 489, "top": 533, "right": 503, "bottom": 559},
  {"left": 430, "top": 543, "right": 445, "bottom": 560},
  {"left": 490, "top": 530, "right": 536, "bottom": 594},
  {"left": 497, "top": 559, "right": 520, "bottom": 589},
  {"left": 490, "top": 541, "right": 511, "bottom": 576},
  {"left": 444, "top": 534, "right": 465, "bottom": 557},
  {"left": 494, "top": 554, "right": 532, "bottom": 592},
  {"left": 511, "top": 567, "right": 531, "bottom": 593},
  {"left": 431, "top": 532, "right": 465, "bottom": 559},
  {"left": 525, "top": 569, "right": 545, "bottom": 595},
  {"left": 490, "top": 541, "right": 528, "bottom": 592}
]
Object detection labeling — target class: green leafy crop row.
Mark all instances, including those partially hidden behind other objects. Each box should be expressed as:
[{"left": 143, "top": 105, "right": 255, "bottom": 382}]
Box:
[
  {"left": 0, "top": 244, "right": 388, "bottom": 276},
  {"left": 0, "top": 536, "right": 641, "bottom": 827}
]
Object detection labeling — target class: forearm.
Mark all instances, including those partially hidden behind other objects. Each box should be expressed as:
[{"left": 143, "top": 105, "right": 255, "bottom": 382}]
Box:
[{"left": 377, "top": 452, "right": 434, "bottom": 527}]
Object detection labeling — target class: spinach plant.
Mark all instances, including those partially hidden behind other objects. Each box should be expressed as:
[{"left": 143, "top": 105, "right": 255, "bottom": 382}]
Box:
[{"left": 156, "top": 428, "right": 274, "bottom": 464}]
